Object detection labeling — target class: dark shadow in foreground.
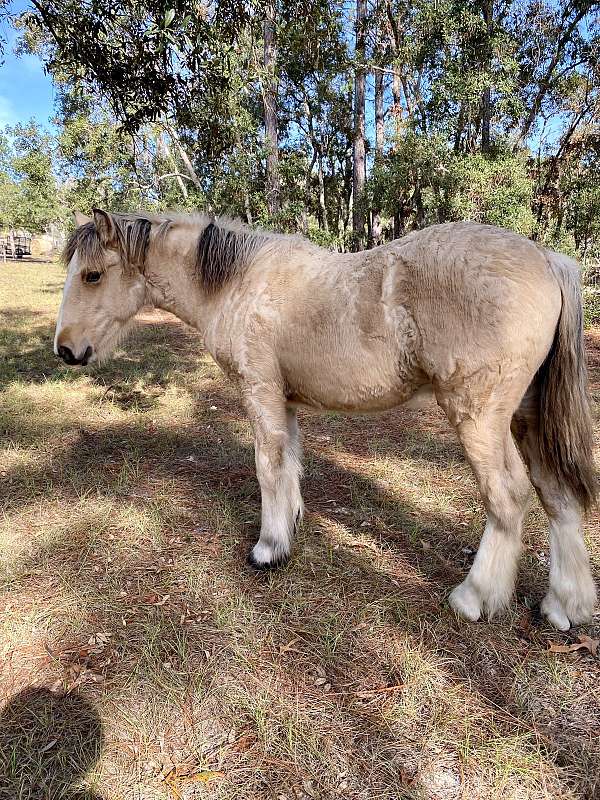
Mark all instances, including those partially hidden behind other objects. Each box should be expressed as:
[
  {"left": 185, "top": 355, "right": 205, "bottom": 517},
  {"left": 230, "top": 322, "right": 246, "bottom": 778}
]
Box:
[{"left": 0, "top": 688, "right": 103, "bottom": 800}]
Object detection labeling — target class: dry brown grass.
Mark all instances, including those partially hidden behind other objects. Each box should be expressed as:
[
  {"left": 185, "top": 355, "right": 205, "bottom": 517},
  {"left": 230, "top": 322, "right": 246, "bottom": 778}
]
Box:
[{"left": 1, "top": 258, "right": 599, "bottom": 800}]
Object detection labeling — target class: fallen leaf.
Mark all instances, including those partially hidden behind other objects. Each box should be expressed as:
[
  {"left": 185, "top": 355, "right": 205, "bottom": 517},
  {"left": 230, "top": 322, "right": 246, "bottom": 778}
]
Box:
[
  {"left": 228, "top": 733, "right": 256, "bottom": 752},
  {"left": 143, "top": 593, "right": 170, "bottom": 606},
  {"left": 164, "top": 770, "right": 182, "bottom": 800},
  {"left": 39, "top": 737, "right": 59, "bottom": 754},
  {"left": 399, "top": 767, "right": 415, "bottom": 786},
  {"left": 578, "top": 634, "right": 599, "bottom": 656},
  {"left": 279, "top": 637, "right": 301, "bottom": 655},
  {"left": 548, "top": 634, "right": 599, "bottom": 657},
  {"left": 183, "top": 770, "right": 225, "bottom": 785},
  {"left": 163, "top": 766, "right": 224, "bottom": 797}
]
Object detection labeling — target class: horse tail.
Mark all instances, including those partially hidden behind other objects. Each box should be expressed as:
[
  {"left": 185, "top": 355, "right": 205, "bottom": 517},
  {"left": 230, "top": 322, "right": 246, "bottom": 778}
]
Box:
[{"left": 537, "top": 250, "right": 597, "bottom": 512}]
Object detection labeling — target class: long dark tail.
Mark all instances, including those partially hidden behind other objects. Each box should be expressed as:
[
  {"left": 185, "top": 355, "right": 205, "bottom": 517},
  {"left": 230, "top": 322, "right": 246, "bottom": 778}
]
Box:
[{"left": 538, "top": 251, "right": 597, "bottom": 511}]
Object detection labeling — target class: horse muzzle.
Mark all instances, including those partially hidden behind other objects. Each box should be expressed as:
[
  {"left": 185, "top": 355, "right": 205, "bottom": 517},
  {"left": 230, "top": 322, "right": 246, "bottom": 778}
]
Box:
[{"left": 57, "top": 344, "right": 94, "bottom": 366}]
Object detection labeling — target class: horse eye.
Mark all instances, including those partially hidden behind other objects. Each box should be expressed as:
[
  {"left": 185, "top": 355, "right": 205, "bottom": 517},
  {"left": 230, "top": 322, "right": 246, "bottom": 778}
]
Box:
[{"left": 84, "top": 271, "right": 102, "bottom": 284}]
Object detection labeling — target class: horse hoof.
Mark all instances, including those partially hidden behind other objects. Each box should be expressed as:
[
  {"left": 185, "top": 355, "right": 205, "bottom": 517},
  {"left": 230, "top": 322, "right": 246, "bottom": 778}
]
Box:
[
  {"left": 540, "top": 595, "right": 570, "bottom": 631},
  {"left": 247, "top": 546, "right": 288, "bottom": 571},
  {"left": 448, "top": 581, "right": 482, "bottom": 622},
  {"left": 540, "top": 588, "right": 595, "bottom": 630}
]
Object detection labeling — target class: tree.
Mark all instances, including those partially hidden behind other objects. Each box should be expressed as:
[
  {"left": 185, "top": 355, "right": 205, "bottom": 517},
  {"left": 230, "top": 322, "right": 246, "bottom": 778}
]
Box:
[
  {"left": 4, "top": 0, "right": 598, "bottom": 256},
  {"left": 352, "top": 0, "right": 367, "bottom": 247},
  {"left": 262, "top": 1, "right": 281, "bottom": 216},
  {"left": 3, "top": 122, "right": 62, "bottom": 233}
]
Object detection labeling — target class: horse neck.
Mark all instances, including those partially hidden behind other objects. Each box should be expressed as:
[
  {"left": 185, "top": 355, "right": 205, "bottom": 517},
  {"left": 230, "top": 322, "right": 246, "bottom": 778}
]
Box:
[{"left": 144, "top": 249, "right": 215, "bottom": 334}]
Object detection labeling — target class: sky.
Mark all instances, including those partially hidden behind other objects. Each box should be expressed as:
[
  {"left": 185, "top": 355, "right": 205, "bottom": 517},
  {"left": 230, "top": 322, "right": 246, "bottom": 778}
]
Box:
[{"left": 0, "top": 1, "right": 56, "bottom": 131}]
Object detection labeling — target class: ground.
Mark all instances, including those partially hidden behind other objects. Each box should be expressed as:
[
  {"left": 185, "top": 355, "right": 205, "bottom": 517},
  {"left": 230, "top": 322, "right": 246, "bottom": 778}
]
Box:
[{"left": 0, "top": 258, "right": 599, "bottom": 800}]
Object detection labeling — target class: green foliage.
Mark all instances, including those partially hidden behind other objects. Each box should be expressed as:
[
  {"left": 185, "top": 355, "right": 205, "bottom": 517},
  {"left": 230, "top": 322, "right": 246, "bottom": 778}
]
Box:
[
  {"left": 583, "top": 287, "right": 600, "bottom": 329},
  {"left": 370, "top": 135, "right": 534, "bottom": 235},
  {"left": 57, "top": 113, "right": 136, "bottom": 214},
  {"left": 304, "top": 219, "right": 340, "bottom": 248},
  {"left": 444, "top": 150, "right": 535, "bottom": 234},
  {"left": 0, "top": 121, "right": 63, "bottom": 233},
  {"left": 1, "top": 0, "right": 598, "bottom": 260}
]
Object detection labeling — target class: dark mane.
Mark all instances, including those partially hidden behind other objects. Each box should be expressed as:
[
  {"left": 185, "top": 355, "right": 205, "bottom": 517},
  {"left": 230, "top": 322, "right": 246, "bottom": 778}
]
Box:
[
  {"left": 63, "top": 212, "right": 271, "bottom": 287},
  {"left": 195, "top": 221, "right": 265, "bottom": 293},
  {"left": 62, "top": 216, "right": 154, "bottom": 275}
]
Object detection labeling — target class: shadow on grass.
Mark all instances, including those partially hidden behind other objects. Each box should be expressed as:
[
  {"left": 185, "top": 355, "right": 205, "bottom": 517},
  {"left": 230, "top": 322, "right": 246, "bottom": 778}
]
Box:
[
  {"left": 0, "top": 307, "right": 203, "bottom": 391},
  {"left": 3, "top": 405, "right": 599, "bottom": 797},
  {"left": 2, "top": 316, "right": 599, "bottom": 798},
  {"left": 0, "top": 688, "right": 103, "bottom": 800}
]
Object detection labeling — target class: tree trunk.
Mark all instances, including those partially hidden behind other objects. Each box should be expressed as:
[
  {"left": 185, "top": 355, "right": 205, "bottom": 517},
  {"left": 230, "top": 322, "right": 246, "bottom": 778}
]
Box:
[
  {"left": 304, "top": 148, "right": 318, "bottom": 234},
  {"left": 385, "top": 0, "right": 403, "bottom": 141},
  {"left": 159, "top": 134, "right": 188, "bottom": 200},
  {"left": 390, "top": 73, "right": 402, "bottom": 141},
  {"left": 481, "top": 87, "right": 491, "bottom": 153},
  {"left": 375, "top": 69, "right": 385, "bottom": 157},
  {"left": 263, "top": 2, "right": 281, "bottom": 217},
  {"left": 372, "top": 66, "right": 384, "bottom": 244},
  {"left": 352, "top": 0, "right": 367, "bottom": 249},
  {"left": 317, "top": 150, "right": 328, "bottom": 233},
  {"left": 165, "top": 125, "right": 202, "bottom": 190},
  {"left": 480, "top": 0, "right": 493, "bottom": 153}
]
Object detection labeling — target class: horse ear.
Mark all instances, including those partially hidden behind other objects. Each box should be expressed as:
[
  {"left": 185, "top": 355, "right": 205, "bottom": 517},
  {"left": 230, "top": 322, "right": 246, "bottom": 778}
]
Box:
[
  {"left": 74, "top": 211, "right": 91, "bottom": 227},
  {"left": 92, "top": 209, "right": 116, "bottom": 246}
]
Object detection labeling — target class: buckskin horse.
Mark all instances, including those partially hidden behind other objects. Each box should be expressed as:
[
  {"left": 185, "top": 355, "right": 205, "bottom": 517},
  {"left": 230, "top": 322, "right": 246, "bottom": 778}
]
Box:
[{"left": 54, "top": 210, "right": 598, "bottom": 630}]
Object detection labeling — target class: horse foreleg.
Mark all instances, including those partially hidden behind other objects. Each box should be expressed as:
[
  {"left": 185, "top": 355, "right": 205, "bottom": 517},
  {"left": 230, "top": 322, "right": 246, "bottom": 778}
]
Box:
[{"left": 244, "top": 393, "right": 303, "bottom": 569}]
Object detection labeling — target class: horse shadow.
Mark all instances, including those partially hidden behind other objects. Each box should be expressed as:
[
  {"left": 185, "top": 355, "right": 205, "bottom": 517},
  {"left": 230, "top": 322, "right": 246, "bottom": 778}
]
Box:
[
  {"left": 0, "top": 688, "right": 103, "bottom": 799},
  {"left": 4, "top": 399, "right": 598, "bottom": 796},
  {"left": 0, "top": 307, "right": 202, "bottom": 391},
  {"left": 2, "top": 313, "right": 599, "bottom": 797}
]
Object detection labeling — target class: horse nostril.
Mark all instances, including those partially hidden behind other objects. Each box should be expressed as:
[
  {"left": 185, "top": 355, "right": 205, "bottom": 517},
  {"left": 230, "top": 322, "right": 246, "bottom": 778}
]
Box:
[
  {"left": 58, "top": 344, "right": 77, "bottom": 365},
  {"left": 58, "top": 344, "right": 93, "bottom": 366},
  {"left": 81, "top": 345, "right": 93, "bottom": 366}
]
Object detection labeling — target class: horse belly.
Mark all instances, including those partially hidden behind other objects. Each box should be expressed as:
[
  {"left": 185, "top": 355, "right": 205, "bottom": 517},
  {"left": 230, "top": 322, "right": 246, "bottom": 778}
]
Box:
[{"left": 283, "top": 338, "right": 423, "bottom": 413}]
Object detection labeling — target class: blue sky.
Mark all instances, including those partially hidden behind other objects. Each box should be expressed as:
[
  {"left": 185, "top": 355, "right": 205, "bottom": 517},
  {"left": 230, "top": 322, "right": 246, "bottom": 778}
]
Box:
[{"left": 0, "top": 1, "right": 56, "bottom": 131}]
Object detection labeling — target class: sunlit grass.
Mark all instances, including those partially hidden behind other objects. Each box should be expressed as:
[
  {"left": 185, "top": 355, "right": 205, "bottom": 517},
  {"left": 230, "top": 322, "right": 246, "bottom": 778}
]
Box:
[{"left": 1, "top": 260, "right": 599, "bottom": 799}]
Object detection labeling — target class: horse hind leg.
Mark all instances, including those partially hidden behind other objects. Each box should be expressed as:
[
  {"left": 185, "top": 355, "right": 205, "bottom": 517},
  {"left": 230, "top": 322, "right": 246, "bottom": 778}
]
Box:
[
  {"left": 446, "top": 407, "right": 532, "bottom": 621},
  {"left": 512, "top": 389, "right": 596, "bottom": 629}
]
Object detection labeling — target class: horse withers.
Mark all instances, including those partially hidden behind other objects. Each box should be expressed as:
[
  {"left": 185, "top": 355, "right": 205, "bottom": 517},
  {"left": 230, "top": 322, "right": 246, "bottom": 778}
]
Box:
[{"left": 54, "top": 210, "right": 598, "bottom": 630}]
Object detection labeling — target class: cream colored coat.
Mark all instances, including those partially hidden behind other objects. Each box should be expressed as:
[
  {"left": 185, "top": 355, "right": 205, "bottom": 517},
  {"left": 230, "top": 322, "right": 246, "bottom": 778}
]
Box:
[{"left": 55, "top": 211, "right": 597, "bottom": 631}]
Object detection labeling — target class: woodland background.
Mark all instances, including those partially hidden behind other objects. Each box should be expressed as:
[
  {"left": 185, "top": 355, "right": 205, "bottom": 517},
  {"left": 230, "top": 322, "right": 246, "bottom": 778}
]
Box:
[
  {"left": 1, "top": 5, "right": 600, "bottom": 797},
  {"left": 0, "top": 0, "right": 599, "bottom": 260}
]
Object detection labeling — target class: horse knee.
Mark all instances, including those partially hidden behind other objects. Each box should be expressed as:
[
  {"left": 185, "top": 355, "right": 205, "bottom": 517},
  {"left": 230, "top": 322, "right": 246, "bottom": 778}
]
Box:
[{"left": 255, "top": 431, "right": 288, "bottom": 483}]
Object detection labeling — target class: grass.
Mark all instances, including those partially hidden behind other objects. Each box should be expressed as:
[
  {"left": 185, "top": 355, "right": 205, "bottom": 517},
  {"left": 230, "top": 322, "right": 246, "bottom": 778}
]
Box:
[{"left": 0, "top": 257, "right": 599, "bottom": 800}]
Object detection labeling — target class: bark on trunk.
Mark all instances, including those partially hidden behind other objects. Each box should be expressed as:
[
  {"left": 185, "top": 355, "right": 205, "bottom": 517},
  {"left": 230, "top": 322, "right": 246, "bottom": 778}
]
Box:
[
  {"left": 317, "top": 150, "right": 328, "bottom": 233},
  {"left": 352, "top": 0, "right": 367, "bottom": 248},
  {"left": 372, "top": 66, "right": 385, "bottom": 244},
  {"left": 159, "top": 134, "right": 188, "bottom": 200},
  {"left": 166, "top": 125, "right": 202, "bottom": 190},
  {"left": 263, "top": 2, "right": 281, "bottom": 217},
  {"left": 480, "top": 0, "right": 493, "bottom": 153},
  {"left": 375, "top": 69, "right": 385, "bottom": 156}
]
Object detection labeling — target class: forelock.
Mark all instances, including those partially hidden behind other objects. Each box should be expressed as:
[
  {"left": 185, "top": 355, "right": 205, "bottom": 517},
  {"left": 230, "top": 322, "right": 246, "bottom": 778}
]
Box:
[
  {"left": 62, "top": 222, "right": 106, "bottom": 273},
  {"left": 62, "top": 216, "right": 156, "bottom": 275}
]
